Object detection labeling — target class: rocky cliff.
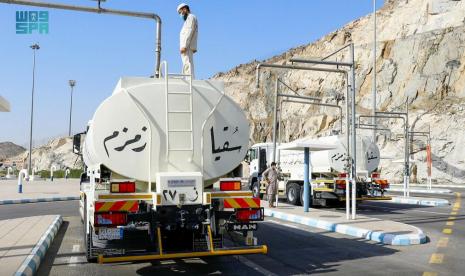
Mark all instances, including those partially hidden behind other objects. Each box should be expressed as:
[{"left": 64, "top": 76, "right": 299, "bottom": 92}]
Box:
[
  {"left": 3, "top": 137, "right": 82, "bottom": 171},
  {"left": 213, "top": 0, "right": 465, "bottom": 184},
  {"left": 0, "top": 142, "right": 25, "bottom": 160}
]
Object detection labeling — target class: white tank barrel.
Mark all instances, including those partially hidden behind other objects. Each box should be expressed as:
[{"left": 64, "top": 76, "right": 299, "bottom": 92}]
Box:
[
  {"left": 83, "top": 77, "right": 249, "bottom": 183},
  {"left": 280, "top": 135, "right": 380, "bottom": 176}
]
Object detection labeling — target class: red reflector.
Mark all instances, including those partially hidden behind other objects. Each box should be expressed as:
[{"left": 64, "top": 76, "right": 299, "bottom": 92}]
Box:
[
  {"left": 335, "top": 179, "right": 346, "bottom": 190},
  {"left": 94, "top": 212, "right": 127, "bottom": 227},
  {"left": 111, "top": 181, "right": 136, "bottom": 193},
  {"left": 338, "top": 173, "right": 348, "bottom": 178},
  {"left": 220, "top": 181, "right": 241, "bottom": 191},
  {"left": 236, "top": 208, "right": 264, "bottom": 222}
]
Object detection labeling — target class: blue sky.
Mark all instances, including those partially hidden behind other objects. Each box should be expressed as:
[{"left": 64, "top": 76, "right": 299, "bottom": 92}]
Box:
[{"left": 0, "top": 0, "right": 384, "bottom": 147}]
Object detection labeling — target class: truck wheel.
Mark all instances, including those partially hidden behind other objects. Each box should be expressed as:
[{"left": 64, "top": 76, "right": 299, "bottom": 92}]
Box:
[
  {"left": 252, "top": 182, "right": 262, "bottom": 199},
  {"left": 83, "top": 199, "right": 96, "bottom": 263},
  {"left": 299, "top": 187, "right": 312, "bottom": 207},
  {"left": 286, "top": 183, "right": 301, "bottom": 205}
]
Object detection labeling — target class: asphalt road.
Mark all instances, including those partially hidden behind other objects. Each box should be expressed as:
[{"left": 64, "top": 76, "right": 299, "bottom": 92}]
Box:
[{"left": 0, "top": 190, "right": 463, "bottom": 275}]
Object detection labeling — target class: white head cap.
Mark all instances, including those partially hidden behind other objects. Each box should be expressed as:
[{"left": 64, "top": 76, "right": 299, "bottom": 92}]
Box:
[{"left": 177, "top": 3, "right": 188, "bottom": 13}]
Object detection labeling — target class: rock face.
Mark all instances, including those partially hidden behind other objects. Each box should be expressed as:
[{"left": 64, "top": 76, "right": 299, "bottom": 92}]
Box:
[
  {"left": 0, "top": 142, "right": 25, "bottom": 160},
  {"left": 213, "top": 0, "right": 465, "bottom": 184},
  {"left": 4, "top": 137, "right": 82, "bottom": 171}
]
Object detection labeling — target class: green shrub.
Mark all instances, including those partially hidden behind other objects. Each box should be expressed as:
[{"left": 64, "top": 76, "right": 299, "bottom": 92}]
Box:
[{"left": 38, "top": 169, "right": 83, "bottom": 179}]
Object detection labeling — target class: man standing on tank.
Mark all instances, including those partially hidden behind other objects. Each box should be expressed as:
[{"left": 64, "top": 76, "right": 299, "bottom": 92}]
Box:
[
  {"left": 177, "top": 3, "right": 198, "bottom": 79},
  {"left": 263, "top": 162, "right": 279, "bottom": 208}
]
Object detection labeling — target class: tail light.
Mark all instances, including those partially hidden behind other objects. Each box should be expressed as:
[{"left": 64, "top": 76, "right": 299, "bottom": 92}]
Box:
[
  {"left": 94, "top": 212, "right": 127, "bottom": 227},
  {"left": 236, "top": 208, "right": 264, "bottom": 222},
  {"left": 220, "top": 179, "right": 241, "bottom": 191},
  {"left": 111, "top": 181, "right": 136, "bottom": 193},
  {"left": 335, "top": 179, "right": 347, "bottom": 190},
  {"left": 338, "top": 172, "right": 348, "bottom": 178},
  {"left": 371, "top": 172, "right": 380, "bottom": 179}
]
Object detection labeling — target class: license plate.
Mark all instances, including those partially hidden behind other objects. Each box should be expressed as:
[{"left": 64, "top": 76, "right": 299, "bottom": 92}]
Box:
[
  {"left": 228, "top": 223, "right": 258, "bottom": 231},
  {"left": 98, "top": 228, "right": 123, "bottom": 240}
]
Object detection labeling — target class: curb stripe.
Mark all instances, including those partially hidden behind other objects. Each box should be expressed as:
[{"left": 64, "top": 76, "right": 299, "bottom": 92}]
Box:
[
  {"left": 390, "top": 197, "right": 449, "bottom": 207},
  {"left": 14, "top": 215, "right": 63, "bottom": 276},
  {"left": 264, "top": 209, "right": 426, "bottom": 246},
  {"left": 0, "top": 197, "right": 79, "bottom": 205}
]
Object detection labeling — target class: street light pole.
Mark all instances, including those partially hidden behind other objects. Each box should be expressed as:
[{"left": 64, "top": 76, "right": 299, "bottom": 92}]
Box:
[
  {"left": 68, "top": 80, "right": 76, "bottom": 136},
  {"left": 28, "top": 43, "right": 40, "bottom": 180},
  {"left": 372, "top": 0, "right": 377, "bottom": 142}
]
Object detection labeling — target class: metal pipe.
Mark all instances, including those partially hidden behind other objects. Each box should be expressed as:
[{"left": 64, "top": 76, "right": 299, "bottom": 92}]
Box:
[
  {"left": 277, "top": 79, "right": 321, "bottom": 100},
  {"left": 350, "top": 43, "right": 357, "bottom": 220},
  {"left": 376, "top": 111, "right": 407, "bottom": 116},
  {"left": 277, "top": 93, "right": 321, "bottom": 102},
  {"left": 289, "top": 58, "right": 353, "bottom": 68},
  {"left": 405, "top": 100, "right": 410, "bottom": 197},
  {"left": 372, "top": 0, "right": 377, "bottom": 143},
  {"left": 255, "top": 63, "right": 347, "bottom": 88},
  {"left": 0, "top": 0, "right": 162, "bottom": 77},
  {"left": 303, "top": 148, "right": 310, "bottom": 212},
  {"left": 272, "top": 78, "right": 279, "bottom": 163},
  {"left": 321, "top": 44, "right": 353, "bottom": 61},
  {"left": 68, "top": 80, "right": 76, "bottom": 136},
  {"left": 346, "top": 72, "right": 350, "bottom": 173},
  {"left": 282, "top": 99, "right": 343, "bottom": 134},
  {"left": 28, "top": 43, "right": 39, "bottom": 180}
]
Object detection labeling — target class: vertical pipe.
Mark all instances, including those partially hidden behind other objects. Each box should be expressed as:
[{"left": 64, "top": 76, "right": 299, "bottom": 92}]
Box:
[
  {"left": 350, "top": 43, "right": 357, "bottom": 219},
  {"left": 372, "top": 0, "right": 377, "bottom": 142},
  {"left": 346, "top": 175, "right": 350, "bottom": 220},
  {"left": 351, "top": 179, "right": 356, "bottom": 219},
  {"left": 304, "top": 147, "right": 310, "bottom": 212},
  {"left": 406, "top": 100, "right": 410, "bottom": 197},
  {"left": 277, "top": 100, "right": 283, "bottom": 164},
  {"left": 345, "top": 72, "right": 350, "bottom": 172},
  {"left": 28, "top": 44, "right": 38, "bottom": 179},
  {"left": 68, "top": 85, "right": 74, "bottom": 136},
  {"left": 272, "top": 78, "right": 279, "bottom": 163},
  {"left": 18, "top": 169, "right": 28, "bottom": 193},
  {"left": 428, "top": 124, "right": 432, "bottom": 190}
]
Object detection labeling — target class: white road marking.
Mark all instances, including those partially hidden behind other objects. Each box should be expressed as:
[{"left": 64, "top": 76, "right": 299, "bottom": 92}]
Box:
[
  {"left": 235, "top": 255, "right": 278, "bottom": 276},
  {"left": 68, "top": 244, "right": 81, "bottom": 267},
  {"left": 266, "top": 219, "right": 300, "bottom": 229},
  {"left": 360, "top": 204, "right": 450, "bottom": 215}
]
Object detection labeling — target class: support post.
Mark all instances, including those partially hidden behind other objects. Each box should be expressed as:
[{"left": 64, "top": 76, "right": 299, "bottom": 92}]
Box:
[
  {"left": 346, "top": 175, "right": 350, "bottom": 220},
  {"left": 303, "top": 147, "right": 310, "bottom": 212},
  {"left": 272, "top": 78, "right": 279, "bottom": 163},
  {"left": 372, "top": 0, "right": 377, "bottom": 142},
  {"left": 350, "top": 43, "right": 357, "bottom": 219}
]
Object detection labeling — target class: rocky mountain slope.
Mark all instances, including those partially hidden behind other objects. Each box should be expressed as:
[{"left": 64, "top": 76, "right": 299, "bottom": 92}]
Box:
[
  {"left": 213, "top": 0, "right": 465, "bottom": 184},
  {"left": 3, "top": 137, "right": 81, "bottom": 171},
  {"left": 0, "top": 142, "right": 25, "bottom": 160}
]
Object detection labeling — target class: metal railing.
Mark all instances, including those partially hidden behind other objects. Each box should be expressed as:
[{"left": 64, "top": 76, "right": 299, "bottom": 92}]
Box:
[{"left": 0, "top": 0, "right": 162, "bottom": 77}]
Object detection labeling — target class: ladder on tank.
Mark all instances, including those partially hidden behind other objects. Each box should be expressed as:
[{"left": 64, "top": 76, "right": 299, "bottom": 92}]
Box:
[{"left": 161, "top": 61, "right": 194, "bottom": 161}]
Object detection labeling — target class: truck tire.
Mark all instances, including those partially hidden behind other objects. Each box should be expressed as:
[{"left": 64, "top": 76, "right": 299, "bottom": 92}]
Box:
[
  {"left": 300, "top": 187, "right": 312, "bottom": 207},
  {"left": 83, "top": 198, "right": 96, "bottom": 263},
  {"left": 252, "top": 181, "right": 262, "bottom": 199},
  {"left": 286, "top": 183, "right": 301, "bottom": 205}
]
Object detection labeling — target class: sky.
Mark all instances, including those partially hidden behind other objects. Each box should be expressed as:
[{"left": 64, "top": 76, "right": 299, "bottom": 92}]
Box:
[{"left": 0, "top": 0, "right": 384, "bottom": 147}]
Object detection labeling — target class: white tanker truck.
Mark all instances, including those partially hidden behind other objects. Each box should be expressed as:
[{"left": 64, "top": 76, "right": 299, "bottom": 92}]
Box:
[
  {"left": 246, "top": 135, "right": 390, "bottom": 207},
  {"left": 73, "top": 72, "right": 267, "bottom": 263}
]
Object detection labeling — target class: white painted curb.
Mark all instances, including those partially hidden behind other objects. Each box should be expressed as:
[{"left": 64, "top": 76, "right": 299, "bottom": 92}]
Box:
[{"left": 14, "top": 215, "right": 63, "bottom": 276}]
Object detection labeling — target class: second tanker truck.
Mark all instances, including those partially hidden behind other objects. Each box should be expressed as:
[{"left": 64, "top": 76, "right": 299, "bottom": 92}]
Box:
[{"left": 247, "top": 135, "right": 390, "bottom": 207}]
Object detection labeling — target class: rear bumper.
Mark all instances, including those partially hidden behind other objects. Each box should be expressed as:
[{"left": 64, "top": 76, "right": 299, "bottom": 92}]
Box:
[{"left": 97, "top": 245, "right": 268, "bottom": 264}]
